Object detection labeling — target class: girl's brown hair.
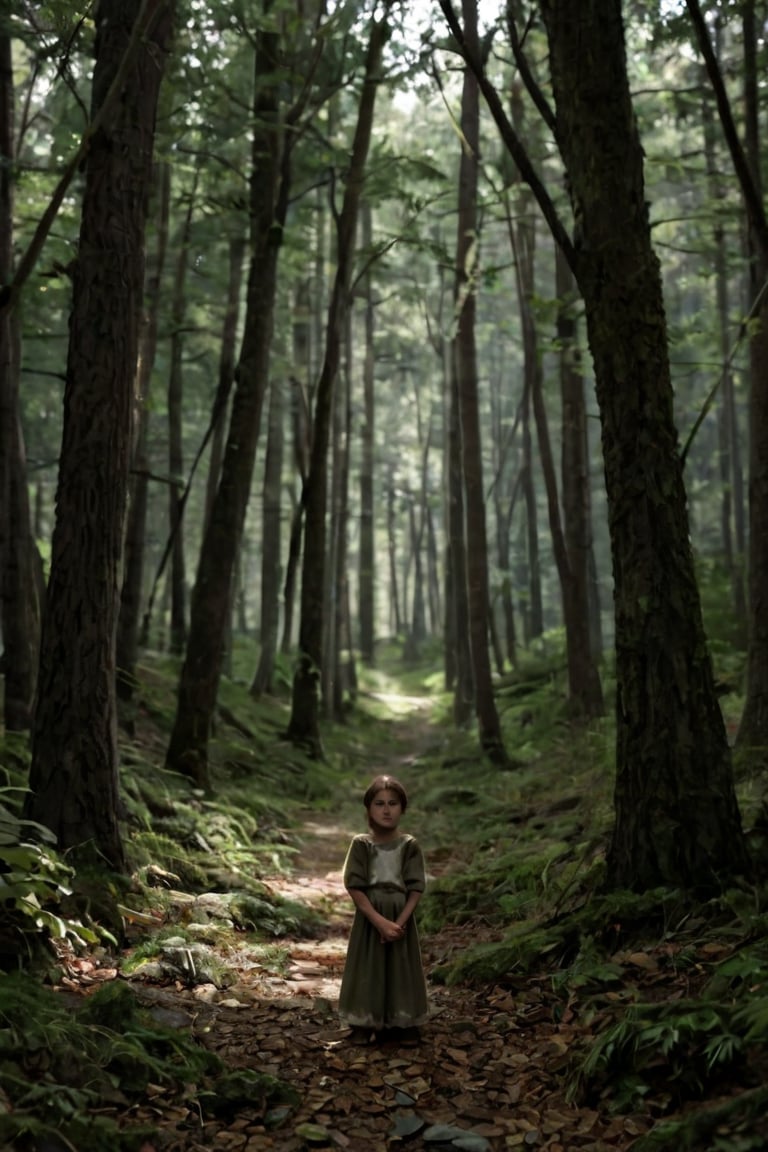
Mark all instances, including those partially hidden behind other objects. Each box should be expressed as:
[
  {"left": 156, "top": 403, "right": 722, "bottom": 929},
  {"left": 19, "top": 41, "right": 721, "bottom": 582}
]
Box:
[{"left": 363, "top": 774, "right": 408, "bottom": 814}]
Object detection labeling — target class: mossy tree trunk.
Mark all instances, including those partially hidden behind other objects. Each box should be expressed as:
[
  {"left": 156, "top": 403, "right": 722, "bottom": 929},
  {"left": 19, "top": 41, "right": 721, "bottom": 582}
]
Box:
[{"left": 26, "top": 0, "right": 174, "bottom": 868}]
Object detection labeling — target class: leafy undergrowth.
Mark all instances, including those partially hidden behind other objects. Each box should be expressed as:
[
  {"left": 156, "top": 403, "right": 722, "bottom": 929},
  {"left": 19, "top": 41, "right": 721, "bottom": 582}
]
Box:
[{"left": 2, "top": 635, "right": 768, "bottom": 1150}]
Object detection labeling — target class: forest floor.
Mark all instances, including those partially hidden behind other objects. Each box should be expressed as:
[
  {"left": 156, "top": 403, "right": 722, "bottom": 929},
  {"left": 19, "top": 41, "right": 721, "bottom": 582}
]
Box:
[{"left": 46, "top": 689, "right": 762, "bottom": 1152}]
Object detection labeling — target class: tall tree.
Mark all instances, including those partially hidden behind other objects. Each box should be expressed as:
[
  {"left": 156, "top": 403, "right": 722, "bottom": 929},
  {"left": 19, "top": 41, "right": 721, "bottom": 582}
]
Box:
[
  {"left": 166, "top": 164, "right": 200, "bottom": 657},
  {"left": 117, "top": 159, "right": 171, "bottom": 699},
  {"left": 358, "top": 200, "right": 376, "bottom": 664},
  {"left": 701, "top": 71, "right": 746, "bottom": 637},
  {"left": 453, "top": 0, "right": 507, "bottom": 761},
  {"left": 251, "top": 371, "right": 284, "bottom": 697},
  {"left": 25, "top": 0, "right": 174, "bottom": 867},
  {"left": 166, "top": 4, "right": 301, "bottom": 785},
  {"left": 287, "top": 3, "right": 391, "bottom": 754},
  {"left": 554, "top": 246, "right": 604, "bottom": 718},
  {"left": 0, "top": 10, "right": 39, "bottom": 732},
  {"left": 539, "top": 0, "right": 748, "bottom": 889},
  {"left": 281, "top": 282, "right": 312, "bottom": 656},
  {"left": 686, "top": 0, "right": 768, "bottom": 765},
  {"left": 440, "top": 0, "right": 750, "bottom": 889}
]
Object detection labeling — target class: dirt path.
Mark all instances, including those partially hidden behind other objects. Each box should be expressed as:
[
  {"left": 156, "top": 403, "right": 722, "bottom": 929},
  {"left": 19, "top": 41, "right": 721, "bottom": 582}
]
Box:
[
  {"left": 61, "top": 694, "right": 654, "bottom": 1151},
  {"left": 120, "top": 801, "right": 649, "bottom": 1152}
]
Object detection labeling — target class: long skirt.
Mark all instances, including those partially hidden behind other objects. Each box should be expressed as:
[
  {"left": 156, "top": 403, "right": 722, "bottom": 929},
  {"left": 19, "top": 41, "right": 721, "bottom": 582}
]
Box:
[{"left": 338, "top": 890, "right": 429, "bottom": 1030}]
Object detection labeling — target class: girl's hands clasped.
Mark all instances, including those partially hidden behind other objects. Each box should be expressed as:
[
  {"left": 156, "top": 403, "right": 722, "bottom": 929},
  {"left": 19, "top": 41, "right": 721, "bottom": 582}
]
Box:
[{"left": 378, "top": 917, "right": 405, "bottom": 944}]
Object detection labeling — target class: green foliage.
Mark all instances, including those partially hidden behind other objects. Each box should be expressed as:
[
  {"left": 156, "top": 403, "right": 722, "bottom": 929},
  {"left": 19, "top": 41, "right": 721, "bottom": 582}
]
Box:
[
  {"left": 568, "top": 998, "right": 747, "bottom": 1111},
  {"left": 229, "top": 892, "right": 323, "bottom": 938},
  {"left": 0, "top": 791, "right": 100, "bottom": 964},
  {"left": 0, "top": 973, "right": 296, "bottom": 1150}
]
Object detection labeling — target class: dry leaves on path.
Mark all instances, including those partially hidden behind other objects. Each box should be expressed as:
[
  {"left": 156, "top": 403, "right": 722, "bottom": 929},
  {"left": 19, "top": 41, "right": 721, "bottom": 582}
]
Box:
[{"left": 49, "top": 810, "right": 660, "bottom": 1152}]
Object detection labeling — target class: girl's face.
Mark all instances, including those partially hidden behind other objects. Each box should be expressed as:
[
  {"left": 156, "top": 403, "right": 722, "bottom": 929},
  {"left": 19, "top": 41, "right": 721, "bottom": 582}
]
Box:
[{"left": 368, "top": 788, "right": 403, "bottom": 833}]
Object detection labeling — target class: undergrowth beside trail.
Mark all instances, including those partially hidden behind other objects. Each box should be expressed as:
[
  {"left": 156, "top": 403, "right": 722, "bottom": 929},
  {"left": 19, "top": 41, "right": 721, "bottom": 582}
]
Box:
[{"left": 1, "top": 626, "right": 768, "bottom": 1149}]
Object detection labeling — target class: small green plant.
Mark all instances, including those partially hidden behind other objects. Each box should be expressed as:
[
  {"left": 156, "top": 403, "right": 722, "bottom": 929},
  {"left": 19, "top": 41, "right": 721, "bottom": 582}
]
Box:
[
  {"left": 0, "top": 974, "right": 298, "bottom": 1150},
  {"left": 0, "top": 794, "right": 99, "bottom": 962},
  {"left": 568, "top": 1000, "right": 746, "bottom": 1111}
]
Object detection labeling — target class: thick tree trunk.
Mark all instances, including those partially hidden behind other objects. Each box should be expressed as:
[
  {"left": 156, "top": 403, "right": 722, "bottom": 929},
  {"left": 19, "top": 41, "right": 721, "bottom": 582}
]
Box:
[
  {"left": 167, "top": 18, "right": 287, "bottom": 786},
  {"left": 541, "top": 0, "right": 748, "bottom": 890},
  {"left": 26, "top": 0, "right": 174, "bottom": 868},
  {"left": 117, "top": 159, "right": 171, "bottom": 698},
  {"left": 287, "top": 8, "right": 389, "bottom": 754},
  {"left": 454, "top": 0, "right": 506, "bottom": 760}
]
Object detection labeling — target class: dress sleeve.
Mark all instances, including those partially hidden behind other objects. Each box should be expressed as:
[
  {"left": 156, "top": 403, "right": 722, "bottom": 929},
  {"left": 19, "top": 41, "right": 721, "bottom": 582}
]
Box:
[
  {"left": 402, "top": 836, "right": 427, "bottom": 893},
  {"left": 343, "top": 836, "right": 370, "bottom": 889}
]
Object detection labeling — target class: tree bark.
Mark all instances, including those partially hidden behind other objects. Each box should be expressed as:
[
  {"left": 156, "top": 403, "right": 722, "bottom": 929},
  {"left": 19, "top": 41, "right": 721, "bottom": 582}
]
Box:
[
  {"left": 287, "top": 7, "right": 390, "bottom": 754},
  {"left": 358, "top": 200, "right": 376, "bottom": 664},
  {"left": 26, "top": 0, "right": 174, "bottom": 868},
  {"left": 454, "top": 0, "right": 506, "bottom": 760},
  {"left": 0, "top": 22, "right": 39, "bottom": 731},
  {"left": 701, "top": 82, "right": 746, "bottom": 637},
  {"left": 555, "top": 246, "right": 604, "bottom": 718},
  {"left": 513, "top": 201, "right": 543, "bottom": 643},
  {"left": 251, "top": 373, "right": 284, "bottom": 697},
  {"left": 540, "top": 0, "right": 749, "bottom": 889},
  {"left": 117, "top": 158, "right": 171, "bottom": 698},
  {"left": 204, "top": 235, "right": 245, "bottom": 535},
  {"left": 167, "top": 167, "right": 198, "bottom": 656},
  {"left": 280, "top": 282, "right": 312, "bottom": 655},
  {"left": 386, "top": 468, "right": 402, "bottom": 637},
  {"left": 166, "top": 12, "right": 288, "bottom": 786}
]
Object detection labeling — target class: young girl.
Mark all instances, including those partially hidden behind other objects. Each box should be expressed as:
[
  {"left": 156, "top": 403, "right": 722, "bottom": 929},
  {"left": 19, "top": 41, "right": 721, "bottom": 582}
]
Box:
[{"left": 338, "top": 774, "right": 429, "bottom": 1046}]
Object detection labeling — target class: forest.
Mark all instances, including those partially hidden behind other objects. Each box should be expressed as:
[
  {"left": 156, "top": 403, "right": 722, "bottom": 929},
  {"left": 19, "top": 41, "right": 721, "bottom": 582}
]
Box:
[{"left": 2, "top": 0, "right": 768, "bottom": 1148}]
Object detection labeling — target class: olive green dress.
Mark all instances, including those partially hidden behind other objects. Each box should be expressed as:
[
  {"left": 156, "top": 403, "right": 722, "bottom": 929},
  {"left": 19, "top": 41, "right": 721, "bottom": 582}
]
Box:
[{"left": 338, "top": 833, "right": 429, "bottom": 1030}]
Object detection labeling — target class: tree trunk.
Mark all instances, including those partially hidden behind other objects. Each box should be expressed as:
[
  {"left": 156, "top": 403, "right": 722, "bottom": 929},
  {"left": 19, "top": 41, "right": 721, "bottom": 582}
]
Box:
[
  {"left": 167, "top": 167, "right": 198, "bottom": 656},
  {"left": 555, "top": 245, "right": 604, "bottom": 718},
  {"left": 701, "top": 84, "right": 746, "bottom": 638},
  {"left": 166, "top": 15, "right": 289, "bottom": 786},
  {"left": 454, "top": 0, "right": 505, "bottom": 758},
  {"left": 331, "top": 315, "right": 354, "bottom": 718},
  {"left": 26, "top": 0, "right": 174, "bottom": 868},
  {"left": 514, "top": 206, "right": 543, "bottom": 643},
  {"left": 0, "top": 346, "right": 39, "bottom": 733},
  {"left": 204, "top": 235, "right": 245, "bottom": 534},
  {"left": 426, "top": 503, "right": 441, "bottom": 638},
  {"left": 0, "top": 24, "right": 39, "bottom": 731},
  {"left": 280, "top": 283, "right": 312, "bottom": 656},
  {"left": 386, "top": 469, "right": 402, "bottom": 636},
  {"left": 358, "top": 201, "right": 376, "bottom": 664},
  {"left": 540, "top": 0, "right": 748, "bottom": 890},
  {"left": 287, "top": 7, "right": 390, "bottom": 754},
  {"left": 251, "top": 373, "right": 284, "bottom": 697},
  {"left": 730, "top": 0, "right": 768, "bottom": 759},
  {"left": 117, "top": 158, "right": 171, "bottom": 698},
  {"left": 447, "top": 350, "right": 473, "bottom": 725},
  {"left": 490, "top": 383, "right": 519, "bottom": 670}
]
